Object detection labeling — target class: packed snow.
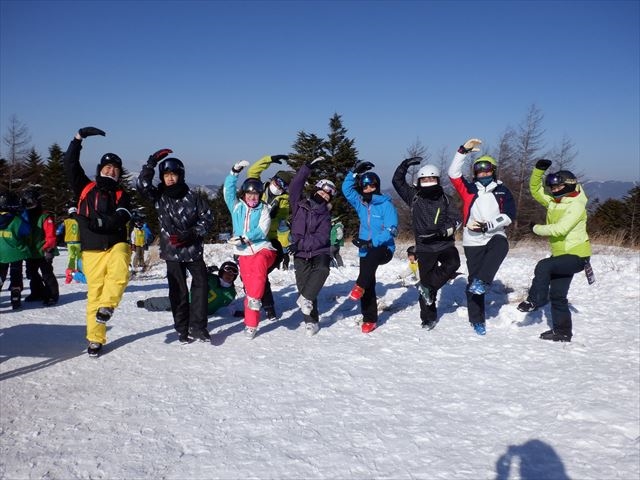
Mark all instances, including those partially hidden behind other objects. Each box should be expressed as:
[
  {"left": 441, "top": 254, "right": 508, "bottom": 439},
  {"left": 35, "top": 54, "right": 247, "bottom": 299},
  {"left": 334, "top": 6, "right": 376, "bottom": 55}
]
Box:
[{"left": 1, "top": 241, "right": 639, "bottom": 480}]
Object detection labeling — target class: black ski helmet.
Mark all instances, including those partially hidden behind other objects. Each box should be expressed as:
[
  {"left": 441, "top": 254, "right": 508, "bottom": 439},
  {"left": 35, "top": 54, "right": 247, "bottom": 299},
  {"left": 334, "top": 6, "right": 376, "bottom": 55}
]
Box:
[
  {"left": 407, "top": 245, "right": 416, "bottom": 255},
  {"left": 158, "top": 157, "right": 186, "bottom": 184},
  {"left": 240, "top": 178, "right": 264, "bottom": 195},
  {"left": 96, "top": 153, "right": 123, "bottom": 177},
  {"left": 219, "top": 261, "right": 239, "bottom": 281},
  {"left": 545, "top": 170, "right": 578, "bottom": 197},
  {"left": 359, "top": 172, "right": 381, "bottom": 194}
]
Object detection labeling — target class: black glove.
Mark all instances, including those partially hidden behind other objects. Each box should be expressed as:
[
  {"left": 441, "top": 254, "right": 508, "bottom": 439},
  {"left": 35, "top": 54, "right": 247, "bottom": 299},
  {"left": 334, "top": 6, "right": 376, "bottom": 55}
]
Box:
[
  {"left": 89, "top": 213, "right": 122, "bottom": 233},
  {"left": 353, "top": 161, "right": 375, "bottom": 175},
  {"left": 147, "top": 148, "right": 173, "bottom": 168},
  {"left": 352, "top": 238, "right": 373, "bottom": 249},
  {"left": 176, "top": 228, "right": 198, "bottom": 247},
  {"left": 78, "top": 127, "right": 105, "bottom": 138},
  {"left": 289, "top": 243, "right": 298, "bottom": 255},
  {"left": 43, "top": 250, "right": 54, "bottom": 261},
  {"left": 535, "top": 159, "right": 552, "bottom": 171},
  {"left": 269, "top": 201, "right": 280, "bottom": 219},
  {"left": 270, "top": 155, "right": 289, "bottom": 164},
  {"left": 402, "top": 156, "right": 422, "bottom": 168},
  {"left": 529, "top": 222, "right": 536, "bottom": 234}
]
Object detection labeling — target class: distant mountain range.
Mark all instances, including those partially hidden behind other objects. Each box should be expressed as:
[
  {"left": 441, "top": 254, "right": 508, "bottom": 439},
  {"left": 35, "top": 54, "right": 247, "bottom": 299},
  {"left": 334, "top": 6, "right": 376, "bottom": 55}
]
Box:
[
  {"left": 192, "top": 180, "right": 637, "bottom": 205},
  {"left": 582, "top": 180, "right": 636, "bottom": 204}
]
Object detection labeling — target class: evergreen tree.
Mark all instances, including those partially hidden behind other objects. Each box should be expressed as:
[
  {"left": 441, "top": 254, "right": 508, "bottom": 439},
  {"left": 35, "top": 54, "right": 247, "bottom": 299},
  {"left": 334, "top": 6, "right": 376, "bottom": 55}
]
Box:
[
  {"left": 208, "top": 185, "right": 232, "bottom": 242},
  {"left": 42, "top": 143, "right": 73, "bottom": 218},
  {"left": 288, "top": 113, "right": 359, "bottom": 238}
]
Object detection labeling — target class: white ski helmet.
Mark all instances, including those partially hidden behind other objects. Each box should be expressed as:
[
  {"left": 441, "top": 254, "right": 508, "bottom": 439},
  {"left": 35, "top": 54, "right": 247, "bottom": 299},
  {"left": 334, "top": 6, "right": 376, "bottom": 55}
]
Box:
[
  {"left": 413, "top": 164, "right": 441, "bottom": 186},
  {"left": 315, "top": 179, "right": 337, "bottom": 197}
]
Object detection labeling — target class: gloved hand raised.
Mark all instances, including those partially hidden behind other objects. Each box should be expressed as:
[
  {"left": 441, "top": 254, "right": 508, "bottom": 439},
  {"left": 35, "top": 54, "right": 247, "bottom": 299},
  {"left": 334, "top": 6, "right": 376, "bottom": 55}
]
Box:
[
  {"left": 147, "top": 148, "right": 173, "bottom": 168},
  {"left": 78, "top": 127, "right": 106, "bottom": 138},
  {"left": 352, "top": 238, "right": 373, "bottom": 249},
  {"left": 270, "top": 155, "right": 289, "bottom": 164},
  {"left": 353, "top": 161, "right": 375, "bottom": 175},
  {"left": 308, "top": 156, "right": 325, "bottom": 168},
  {"left": 401, "top": 156, "right": 422, "bottom": 168},
  {"left": 232, "top": 160, "right": 250, "bottom": 173},
  {"left": 458, "top": 138, "right": 482, "bottom": 154},
  {"left": 535, "top": 159, "right": 552, "bottom": 171}
]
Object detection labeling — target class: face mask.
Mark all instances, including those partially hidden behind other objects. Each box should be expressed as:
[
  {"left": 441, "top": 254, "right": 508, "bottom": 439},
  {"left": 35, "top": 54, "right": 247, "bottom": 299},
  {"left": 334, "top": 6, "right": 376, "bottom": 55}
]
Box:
[
  {"left": 245, "top": 197, "right": 259, "bottom": 208},
  {"left": 269, "top": 184, "right": 284, "bottom": 196},
  {"left": 313, "top": 192, "right": 329, "bottom": 204},
  {"left": 219, "top": 278, "right": 232, "bottom": 288},
  {"left": 477, "top": 177, "right": 493, "bottom": 187},
  {"left": 100, "top": 172, "right": 119, "bottom": 182}
]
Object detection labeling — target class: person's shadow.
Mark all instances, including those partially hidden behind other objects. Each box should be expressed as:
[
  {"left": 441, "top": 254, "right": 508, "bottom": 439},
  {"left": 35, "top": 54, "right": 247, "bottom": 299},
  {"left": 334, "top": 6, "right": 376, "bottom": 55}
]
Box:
[{"left": 495, "top": 439, "right": 569, "bottom": 480}]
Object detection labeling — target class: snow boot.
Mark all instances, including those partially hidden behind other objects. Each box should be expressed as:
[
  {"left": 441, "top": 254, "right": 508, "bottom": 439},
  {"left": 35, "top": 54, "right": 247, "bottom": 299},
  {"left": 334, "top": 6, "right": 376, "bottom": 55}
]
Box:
[
  {"left": 87, "top": 342, "right": 102, "bottom": 357},
  {"left": 349, "top": 284, "right": 365, "bottom": 301},
  {"left": 517, "top": 300, "right": 537, "bottom": 312},
  {"left": 472, "top": 323, "right": 486, "bottom": 336},
  {"left": 468, "top": 278, "right": 487, "bottom": 295},
  {"left": 10, "top": 287, "right": 21, "bottom": 310},
  {"left": 361, "top": 321, "right": 377, "bottom": 334},
  {"left": 539, "top": 329, "right": 571, "bottom": 342},
  {"left": 96, "top": 307, "right": 114, "bottom": 324}
]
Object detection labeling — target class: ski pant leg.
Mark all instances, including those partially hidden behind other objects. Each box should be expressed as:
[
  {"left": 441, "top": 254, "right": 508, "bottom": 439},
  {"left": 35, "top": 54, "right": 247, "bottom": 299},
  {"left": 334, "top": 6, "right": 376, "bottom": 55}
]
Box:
[
  {"left": 0, "top": 263, "right": 7, "bottom": 286},
  {"left": 294, "top": 254, "right": 331, "bottom": 323},
  {"left": 41, "top": 257, "right": 59, "bottom": 302},
  {"left": 9, "top": 260, "right": 23, "bottom": 291},
  {"left": 186, "top": 260, "right": 209, "bottom": 334},
  {"left": 528, "top": 254, "right": 585, "bottom": 336},
  {"left": 464, "top": 245, "right": 486, "bottom": 324},
  {"left": 239, "top": 249, "right": 277, "bottom": 328},
  {"left": 26, "top": 258, "right": 45, "bottom": 298},
  {"left": 357, "top": 246, "right": 392, "bottom": 323},
  {"left": 261, "top": 240, "right": 282, "bottom": 312},
  {"left": 83, "top": 243, "right": 131, "bottom": 344},
  {"left": 67, "top": 243, "right": 81, "bottom": 270},
  {"left": 166, "top": 261, "right": 190, "bottom": 336}
]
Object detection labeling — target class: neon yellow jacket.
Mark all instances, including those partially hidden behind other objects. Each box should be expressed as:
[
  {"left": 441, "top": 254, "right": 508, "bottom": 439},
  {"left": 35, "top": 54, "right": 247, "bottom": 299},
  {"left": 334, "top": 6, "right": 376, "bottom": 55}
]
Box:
[
  {"left": 530, "top": 167, "right": 591, "bottom": 258},
  {"left": 247, "top": 155, "right": 290, "bottom": 241}
]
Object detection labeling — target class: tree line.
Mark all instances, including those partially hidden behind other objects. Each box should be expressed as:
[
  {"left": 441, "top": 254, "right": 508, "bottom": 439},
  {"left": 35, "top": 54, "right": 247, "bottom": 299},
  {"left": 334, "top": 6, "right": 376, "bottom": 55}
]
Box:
[{"left": 2, "top": 108, "right": 638, "bottom": 247}]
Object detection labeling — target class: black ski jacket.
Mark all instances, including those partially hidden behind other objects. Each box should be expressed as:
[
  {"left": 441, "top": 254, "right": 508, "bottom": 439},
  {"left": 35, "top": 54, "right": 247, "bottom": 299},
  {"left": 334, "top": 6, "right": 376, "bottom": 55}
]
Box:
[
  {"left": 64, "top": 138, "right": 132, "bottom": 251},
  {"left": 392, "top": 162, "right": 460, "bottom": 253}
]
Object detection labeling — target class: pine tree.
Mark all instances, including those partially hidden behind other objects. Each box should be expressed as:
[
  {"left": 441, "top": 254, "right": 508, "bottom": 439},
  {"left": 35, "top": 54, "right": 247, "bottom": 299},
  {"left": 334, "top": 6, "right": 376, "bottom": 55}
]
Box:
[{"left": 42, "top": 143, "right": 73, "bottom": 218}]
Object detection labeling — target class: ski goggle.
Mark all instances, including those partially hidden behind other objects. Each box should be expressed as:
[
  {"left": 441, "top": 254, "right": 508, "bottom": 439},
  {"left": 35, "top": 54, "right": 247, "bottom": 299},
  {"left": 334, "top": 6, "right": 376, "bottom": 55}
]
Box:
[
  {"left": 318, "top": 183, "right": 337, "bottom": 197},
  {"left": 272, "top": 176, "right": 288, "bottom": 193},
  {"left": 360, "top": 175, "right": 378, "bottom": 188},
  {"left": 545, "top": 173, "right": 576, "bottom": 187},
  {"left": 473, "top": 161, "right": 495, "bottom": 174},
  {"left": 220, "top": 263, "right": 239, "bottom": 276}
]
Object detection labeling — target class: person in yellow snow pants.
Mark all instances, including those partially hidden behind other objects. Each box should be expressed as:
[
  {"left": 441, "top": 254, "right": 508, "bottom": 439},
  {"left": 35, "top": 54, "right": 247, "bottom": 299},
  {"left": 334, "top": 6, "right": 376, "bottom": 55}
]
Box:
[{"left": 83, "top": 243, "right": 131, "bottom": 344}]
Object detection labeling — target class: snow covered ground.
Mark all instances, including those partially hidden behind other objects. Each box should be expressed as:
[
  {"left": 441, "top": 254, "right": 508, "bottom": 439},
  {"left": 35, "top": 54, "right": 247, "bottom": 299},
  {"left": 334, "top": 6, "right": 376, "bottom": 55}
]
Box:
[{"left": 1, "top": 242, "right": 639, "bottom": 480}]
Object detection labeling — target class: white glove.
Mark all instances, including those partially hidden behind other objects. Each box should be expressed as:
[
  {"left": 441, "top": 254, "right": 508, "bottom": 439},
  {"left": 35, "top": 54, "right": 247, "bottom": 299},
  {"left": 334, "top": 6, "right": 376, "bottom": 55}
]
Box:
[
  {"left": 462, "top": 138, "right": 482, "bottom": 153},
  {"left": 310, "top": 156, "right": 325, "bottom": 166},
  {"left": 232, "top": 160, "right": 250, "bottom": 174},
  {"left": 228, "top": 236, "right": 247, "bottom": 246}
]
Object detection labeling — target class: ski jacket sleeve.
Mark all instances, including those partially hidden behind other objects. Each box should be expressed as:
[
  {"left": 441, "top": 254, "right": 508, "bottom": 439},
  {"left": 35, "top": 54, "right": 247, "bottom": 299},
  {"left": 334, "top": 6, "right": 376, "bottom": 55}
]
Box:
[
  {"left": 529, "top": 167, "right": 553, "bottom": 208},
  {"left": 246, "top": 155, "right": 273, "bottom": 180},
  {"left": 342, "top": 171, "right": 362, "bottom": 210},
  {"left": 534, "top": 197, "right": 586, "bottom": 238},
  {"left": 136, "top": 164, "right": 161, "bottom": 202},
  {"left": 42, "top": 214, "right": 57, "bottom": 251},
  {"left": 392, "top": 162, "right": 415, "bottom": 206},
  {"left": 288, "top": 164, "right": 311, "bottom": 212},
  {"left": 223, "top": 172, "right": 239, "bottom": 212},
  {"left": 63, "top": 138, "right": 92, "bottom": 197}
]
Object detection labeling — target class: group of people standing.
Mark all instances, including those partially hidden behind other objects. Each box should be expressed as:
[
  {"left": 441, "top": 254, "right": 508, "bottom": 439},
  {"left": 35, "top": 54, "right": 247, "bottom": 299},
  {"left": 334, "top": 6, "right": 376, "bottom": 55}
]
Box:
[{"left": 1, "top": 127, "right": 592, "bottom": 357}]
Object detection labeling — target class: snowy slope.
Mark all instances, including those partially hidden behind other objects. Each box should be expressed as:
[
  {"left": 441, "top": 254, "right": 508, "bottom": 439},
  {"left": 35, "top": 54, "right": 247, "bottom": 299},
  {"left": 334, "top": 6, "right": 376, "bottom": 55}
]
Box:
[{"left": 1, "top": 243, "right": 639, "bottom": 480}]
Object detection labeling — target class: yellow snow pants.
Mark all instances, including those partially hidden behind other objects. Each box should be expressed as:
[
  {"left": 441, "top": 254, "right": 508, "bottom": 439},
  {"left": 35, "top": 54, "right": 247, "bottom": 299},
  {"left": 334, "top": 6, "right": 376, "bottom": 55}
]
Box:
[{"left": 83, "top": 242, "right": 131, "bottom": 344}]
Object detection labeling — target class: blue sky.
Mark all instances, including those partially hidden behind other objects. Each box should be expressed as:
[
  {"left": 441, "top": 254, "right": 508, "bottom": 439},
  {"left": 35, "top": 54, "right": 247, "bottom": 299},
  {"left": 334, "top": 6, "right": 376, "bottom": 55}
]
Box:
[{"left": 1, "top": 0, "right": 638, "bottom": 186}]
